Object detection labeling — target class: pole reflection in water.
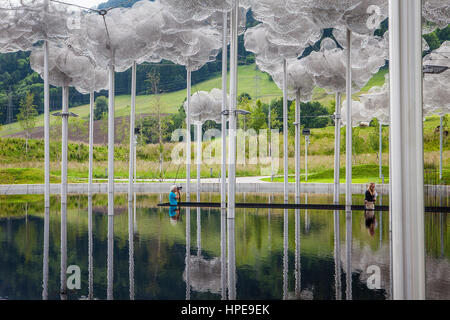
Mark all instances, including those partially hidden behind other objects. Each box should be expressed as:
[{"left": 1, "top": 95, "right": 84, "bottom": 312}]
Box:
[
  {"left": 197, "top": 207, "right": 201, "bottom": 257},
  {"left": 42, "top": 206, "right": 49, "bottom": 300},
  {"left": 227, "top": 207, "right": 236, "bottom": 300},
  {"left": 107, "top": 214, "right": 114, "bottom": 300},
  {"left": 305, "top": 194, "right": 310, "bottom": 232},
  {"left": 294, "top": 208, "right": 301, "bottom": 299},
  {"left": 345, "top": 210, "right": 352, "bottom": 300},
  {"left": 379, "top": 193, "right": 383, "bottom": 249},
  {"left": 88, "top": 195, "right": 93, "bottom": 300},
  {"left": 268, "top": 194, "right": 272, "bottom": 251},
  {"left": 134, "top": 192, "right": 137, "bottom": 234},
  {"left": 283, "top": 209, "right": 288, "bottom": 300},
  {"left": 128, "top": 197, "right": 135, "bottom": 300},
  {"left": 186, "top": 207, "right": 191, "bottom": 300},
  {"left": 221, "top": 208, "right": 227, "bottom": 300},
  {"left": 60, "top": 202, "right": 67, "bottom": 300},
  {"left": 334, "top": 210, "right": 341, "bottom": 300}
]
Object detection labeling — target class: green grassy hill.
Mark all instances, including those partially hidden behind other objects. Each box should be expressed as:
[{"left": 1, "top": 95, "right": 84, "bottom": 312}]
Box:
[{"left": 0, "top": 64, "right": 388, "bottom": 137}]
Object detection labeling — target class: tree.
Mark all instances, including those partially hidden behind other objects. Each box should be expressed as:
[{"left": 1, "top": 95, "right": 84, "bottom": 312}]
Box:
[
  {"left": 249, "top": 99, "right": 267, "bottom": 132},
  {"left": 17, "top": 92, "right": 38, "bottom": 154},
  {"left": 94, "top": 96, "right": 108, "bottom": 120}
]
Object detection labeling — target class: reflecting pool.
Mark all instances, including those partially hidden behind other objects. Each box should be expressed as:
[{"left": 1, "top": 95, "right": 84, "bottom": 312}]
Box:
[{"left": 0, "top": 193, "right": 448, "bottom": 300}]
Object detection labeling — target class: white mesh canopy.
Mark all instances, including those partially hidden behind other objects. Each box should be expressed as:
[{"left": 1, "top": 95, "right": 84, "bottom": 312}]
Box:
[
  {"left": 184, "top": 88, "right": 225, "bottom": 125},
  {"left": 423, "top": 0, "right": 450, "bottom": 30}
]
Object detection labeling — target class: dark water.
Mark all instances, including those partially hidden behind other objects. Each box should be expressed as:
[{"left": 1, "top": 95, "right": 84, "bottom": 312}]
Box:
[{"left": 0, "top": 193, "right": 448, "bottom": 300}]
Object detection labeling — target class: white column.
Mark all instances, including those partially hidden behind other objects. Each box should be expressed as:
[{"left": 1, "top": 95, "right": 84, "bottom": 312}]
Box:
[
  {"left": 440, "top": 115, "right": 443, "bottom": 181},
  {"left": 305, "top": 136, "right": 308, "bottom": 182},
  {"left": 186, "top": 69, "right": 192, "bottom": 200},
  {"left": 108, "top": 63, "right": 115, "bottom": 216},
  {"left": 43, "top": 10, "right": 50, "bottom": 208},
  {"left": 61, "top": 86, "right": 69, "bottom": 205},
  {"left": 345, "top": 29, "right": 352, "bottom": 208},
  {"left": 228, "top": 0, "right": 238, "bottom": 217},
  {"left": 295, "top": 89, "right": 301, "bottom": 203},
  {"left": 283, "top": 59, "right": 288, "bottom": 202},
  {"left": 221, "top": 11, "right": 228, "bottom": 209},
  {"left": 128, "top": 62, "right": 136, "bottom": 201},
  {"left": 389, "top": 0, "right": 425, "bottom": 300},
  {"left": 197, "top": 123, "right": 202, "bottom": 200},
  {"left": 379, "top": 122, "right": 383, "bottom": 180},
  {"left": 88, "top": 91, "right": 94, "bottom": 195},
  {"left": 334, "top": 92, "right": 342, "bottom": 204}
]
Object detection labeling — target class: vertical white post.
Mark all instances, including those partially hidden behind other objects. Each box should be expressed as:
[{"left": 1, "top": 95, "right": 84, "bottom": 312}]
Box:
[
  {"left": 228, "top": 0, "right": 238, "bottom": 218},
  {"left": 221, "top": 11, "right": 228, "bottom": 209},
  {"left": 305, "top": 136, "right": 308, "bottom": 182},
  {"left": 186, "top": 69, "right": 192, "bottom": 200},
  {"left": 108, "top": 63, "right": 115, "bottom": 216},
  {"left": 440, "top": 115, "right": 443, "bottom": 181},
  {"left": 379, "top": 121, "right": 383, "bottom": 180},
  {"left": 334, "top": 92, "right": 342, "bottom": 204},
  {"left": 283, "top": 59, "right": 288, "bottom": 202},
  {"left": 61, "top": 86, "right": 69, "bottom": 206},
  {"left": 197, "top": 123, "right": 202, "bottom": 200},
  {"left": 43, "top": 4, "right": 50, "bottom": 208},
  {"left": 389, "top": 0, "right": 425, "bottom": 300},
  {"left": 88, "top": 92, "right": 94, "bottom": 195},
  {"left": 295, "top": 89, "right": 301, "bottom": 203},
  {"left": 128, "top": 62, "right": 136, "bottom": 201},
  {"left": 345, "top": 29, "right": 352, "bottom": 208}
]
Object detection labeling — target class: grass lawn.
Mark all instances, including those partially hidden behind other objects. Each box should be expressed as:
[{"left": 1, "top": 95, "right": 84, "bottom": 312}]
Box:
[{"left": 0, "top": 168, "right": 60, "bottom": 184}]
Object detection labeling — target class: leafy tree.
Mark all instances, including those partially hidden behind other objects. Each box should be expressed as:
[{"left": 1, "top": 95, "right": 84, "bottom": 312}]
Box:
[
  {"left": 94, "top": 96, "right": 108, "bottom": 120},
  {"left": 248, "top": 99, "right": 267, "bottom": 132},
  {"left": 16, "top": 92, "right": 38, "bottom": 154}
]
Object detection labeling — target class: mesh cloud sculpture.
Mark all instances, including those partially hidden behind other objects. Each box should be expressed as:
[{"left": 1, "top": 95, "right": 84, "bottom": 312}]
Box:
[
  {"left": 30, "top": 43, "right": 108, "bottom": 93},
  {"left": 0, "top": 0, "right": 72, "bottom": 53},
  {"left": 183, "top": 88, "right": 225, "bottom": 125},
  {"left": 423, "top": 0, "right": 450, "bottom": 30},
  {"left": 303, "top": 34, "right": 387, "bottom": 95},
  {"left": 358, "top": 76, "right": 390, "bottom": 125},
  {"left": 423, "top": 41, "right": 450, "bottom": 117}
]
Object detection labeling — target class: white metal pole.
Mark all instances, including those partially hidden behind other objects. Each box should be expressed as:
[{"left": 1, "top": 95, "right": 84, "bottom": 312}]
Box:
[
  {"left": 295, "top": 89, "right": 301, "bottom": 203},
  {"left": 128, "top": 62, "right": 136, "bottom": 201},
  {"left": 228, "top": 0, "right": 238, "bottom": 218},
  {"left": 345, "top": 28, "right": 352, "bottom": 208},
  {"left": 197, "top": 123, "right": 202, "bottom": 200},
  {"left": 43, "top": 4, "right": 50, "bottom": 209},
  {"left": 61, "top": 86, "right": 69, "bottom": 206},
  {"left": 88, "top": 92, "right": 94, "bottom": 195},
  {"left": 108, "top": 63, "right": 115, "bottom": 216},
  {"left": 379, "top": 121, "right": 383, "bottom": 180},
  {"left": 186, "top": 69, "right": 192, "bottom": 201},
  {"left": 221, "top": 11, "right": 228, "bottom": 209},
  {"left": 389, "top": 0, "right": 425, "bottom": 300},
  {"left": 334, "top": 92, "right": 342, "bottom": 204},
  {"left": 283, "top": 59, "right": 288, "bottom": 202},
  {"left": 440, "top": 115, "right": 443, "bottom": 181},
  {"left": 305, "top": 136, "right": 308, "bottom": 182}
]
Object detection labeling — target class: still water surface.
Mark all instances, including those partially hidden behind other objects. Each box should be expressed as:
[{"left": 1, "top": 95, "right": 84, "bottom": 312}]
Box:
[{"left": 0, "top": 193, "right": 448, "bottom": 300}]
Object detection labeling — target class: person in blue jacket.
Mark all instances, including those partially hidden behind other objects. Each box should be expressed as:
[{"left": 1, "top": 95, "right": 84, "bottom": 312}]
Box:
[{"left": 169, "top": 185, "right": 181, "bottom": 220}]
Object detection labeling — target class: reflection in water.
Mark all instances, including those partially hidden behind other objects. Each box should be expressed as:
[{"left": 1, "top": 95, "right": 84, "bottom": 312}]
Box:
[
  {"left": 364, "top": 210, "right": 376, "bottom": 237},
  {"left": 227, "top": 207, "right": 236, "bottom": 300},
  {"left": 220, "top": 208, "right": 227, "bottom": 300},
  {"left": 185, "top": 207, "right": 191, "bottom": 300},
  {"left": 107, "top": 215, "right": 114, "bottom": 300},
  {"left": 334, "top": 210, "right": 341, "bottom": 300},
  {"left": 128, "top": 197, "right": 135, "bottom": 300},
  {"left": 42, "top": 207, "right": 49, "bottom": 300},
  {"left": 197, "top": 207, "right": 201, "bottom": 256},
  {"left": 60, "top": 202, "right": 67, "bottom": 300},
  {"left": 1, "top": 193, "right": 449, "bottom": 300},
  {"left": 345, "top": 210, "right": 352, "bottom": 300},
  {"left": 88, "top": 196, "right": 94, "bottom": 300}
]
